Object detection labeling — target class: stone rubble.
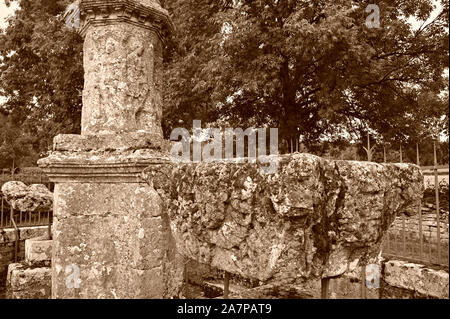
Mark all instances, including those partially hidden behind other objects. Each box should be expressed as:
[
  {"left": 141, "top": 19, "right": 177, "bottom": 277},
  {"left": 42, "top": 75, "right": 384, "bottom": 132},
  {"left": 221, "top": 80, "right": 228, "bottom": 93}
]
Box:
[
  {"left": 383, "top": 260, "right": 449, "bottom": 298},
  {"left": 143, "top": 153, "right": 424, "bottom": 286},
  {"left": 1, "top": 181, "right": 53, "bottom": 213},
  {"left": 6, "top": 236, "right": 52, "bottom": 299},
  {"left": 6, "top": 263, "right": 51, "bottom": 299}
]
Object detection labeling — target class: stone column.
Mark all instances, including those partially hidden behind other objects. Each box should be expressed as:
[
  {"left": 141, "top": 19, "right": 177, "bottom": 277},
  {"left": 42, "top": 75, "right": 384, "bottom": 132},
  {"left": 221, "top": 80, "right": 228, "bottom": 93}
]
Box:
[{"left": 38, "top": 0, "right": 182, "bottom": 299}]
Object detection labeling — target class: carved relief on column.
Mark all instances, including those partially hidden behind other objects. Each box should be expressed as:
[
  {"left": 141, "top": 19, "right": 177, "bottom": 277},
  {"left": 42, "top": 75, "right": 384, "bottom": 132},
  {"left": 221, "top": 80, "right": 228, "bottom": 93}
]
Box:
[
  {"left": 79, "top": 0, "right": 173, "bottom": 140},
  {"left": 82, "top": 24, "right": 163, "bottom": 138}
]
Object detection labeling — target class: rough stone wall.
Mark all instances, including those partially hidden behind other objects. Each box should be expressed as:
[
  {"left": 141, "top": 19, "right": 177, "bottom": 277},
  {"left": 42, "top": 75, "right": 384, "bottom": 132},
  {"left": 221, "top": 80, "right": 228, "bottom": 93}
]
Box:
[
  {"left": 389, "top": 212, "right": 449, "bottom": 243},
  {"left": 0, "top": 226, "right": 49, "bottom": 298},
  {"left": 6, "top": 237, "right": 52, "bottom": 299},
  {"left": 182, "top": 257, "right": 447, "bottom": 299},
  {"left": 380, "top": 260, "right": 449, "bottom": 299},
  {"left": 144, "top": 153, "right": 423, "bottom": 286},
  {"left": 329, "top": 259, "right": 449, "bottom": 299}
]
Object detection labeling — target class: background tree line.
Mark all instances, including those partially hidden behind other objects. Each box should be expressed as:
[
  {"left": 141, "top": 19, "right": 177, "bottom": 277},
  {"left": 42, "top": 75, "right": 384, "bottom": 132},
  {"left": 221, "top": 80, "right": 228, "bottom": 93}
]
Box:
[{"left": 0, "top": 0, "right": 448, "bottom": 169}]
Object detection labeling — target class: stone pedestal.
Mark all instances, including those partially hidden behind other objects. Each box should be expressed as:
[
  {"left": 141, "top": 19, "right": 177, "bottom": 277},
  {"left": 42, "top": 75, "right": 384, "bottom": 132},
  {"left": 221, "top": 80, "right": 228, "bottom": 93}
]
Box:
[
  {"left": 38, "top": 0, "right": 182, "bottom": 299},
  {"left": 39, "top": 150, "right": 182, "bottom": 298}
]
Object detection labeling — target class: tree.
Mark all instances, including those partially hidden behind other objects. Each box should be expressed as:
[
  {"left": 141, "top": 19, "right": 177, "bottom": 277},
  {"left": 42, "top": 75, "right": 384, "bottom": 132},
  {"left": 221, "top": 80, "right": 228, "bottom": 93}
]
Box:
[
  {"left": 163, "top": 0, "right": 449, "bottom": 146},
  {"left": 0, "top": 0, "right": 448, "bottom": 165},
  {"left": 0, "top": 0, "right": 84, "bottom": 157},
  {"left": 0, "top": 117, "right": 36, "bottom": 169}
]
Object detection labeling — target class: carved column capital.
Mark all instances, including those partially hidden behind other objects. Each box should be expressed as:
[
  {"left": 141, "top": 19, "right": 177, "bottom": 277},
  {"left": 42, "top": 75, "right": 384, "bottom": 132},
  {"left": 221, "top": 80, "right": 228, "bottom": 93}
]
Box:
[{"left": 79, "top": 0, "right": 174, "bottom": 41}]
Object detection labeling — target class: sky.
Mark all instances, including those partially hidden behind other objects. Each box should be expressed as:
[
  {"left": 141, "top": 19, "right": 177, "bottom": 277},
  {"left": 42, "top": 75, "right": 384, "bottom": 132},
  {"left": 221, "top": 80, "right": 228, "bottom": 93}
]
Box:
[
  {"left": 0, "top": 1, "right": 19, "bottom": 30},
  {"left": 0, "top": 1, "right": 17, "bottom": 106}
]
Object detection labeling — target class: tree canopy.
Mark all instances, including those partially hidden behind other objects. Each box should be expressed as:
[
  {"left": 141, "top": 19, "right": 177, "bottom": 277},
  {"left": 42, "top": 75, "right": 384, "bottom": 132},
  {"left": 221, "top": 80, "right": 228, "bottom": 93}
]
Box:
[
  {"left": 163, "top": 0, "right": 449, "bottom": 150},
  {"left": 0, "top": 0, "right": 448, "bottom": 167},
  {"left": 0, "top": 0, "right": 83, "bottom": 164}
]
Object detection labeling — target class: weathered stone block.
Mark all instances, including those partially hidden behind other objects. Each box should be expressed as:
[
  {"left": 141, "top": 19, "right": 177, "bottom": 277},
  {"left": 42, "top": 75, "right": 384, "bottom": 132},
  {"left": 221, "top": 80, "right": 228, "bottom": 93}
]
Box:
[
  {"left": 6, "top": 263, "right": 51, "bottom": 299},
  {"left": 49, "top": 181, "right": 180, "bottom": 299},
  {"left": 0, "top": 226, "right": 50, "bottom": 292},
  {"left": 1, "top": 181, "right": 52, "bottom": 212},
  {"left": 25, "top": 238, "right": 53, "bottom": 263},
  {"left": 144, "top": 153, "right": 423, "bottom": 286},
  {"left": 383, "top": 260, "right": 449, "bottom": 298},
  {"left": 53, "top": 132, "right": 164, "bottom": 152}
]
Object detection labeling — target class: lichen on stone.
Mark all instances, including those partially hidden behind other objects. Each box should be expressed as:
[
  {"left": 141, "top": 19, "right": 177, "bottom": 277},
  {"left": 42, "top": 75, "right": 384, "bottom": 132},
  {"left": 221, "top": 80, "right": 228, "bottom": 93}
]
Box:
[{"left": 142, "top": 153, "right": 424, "bottom": 286}]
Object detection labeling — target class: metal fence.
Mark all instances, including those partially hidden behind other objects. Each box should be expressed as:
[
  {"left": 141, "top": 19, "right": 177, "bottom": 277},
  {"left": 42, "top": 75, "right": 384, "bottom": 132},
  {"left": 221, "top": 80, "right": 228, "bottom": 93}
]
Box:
[
  {"left": 0, "top": 173, "right": 53, "bottom": 231},
  {"left": 0, "top": 173, "right": 53, "bottom": 265},
  {"left": 383, "top": 206, "right": 449, "bottom": 268},
  {"left": 381, "top": 165, "right": 449, "bottom": 269},
  {"left": 284, "top": 138, "right": 450, "bottom": 298},
  {"left": 0, "top": 198, "right": 53, "bottom": 230}
]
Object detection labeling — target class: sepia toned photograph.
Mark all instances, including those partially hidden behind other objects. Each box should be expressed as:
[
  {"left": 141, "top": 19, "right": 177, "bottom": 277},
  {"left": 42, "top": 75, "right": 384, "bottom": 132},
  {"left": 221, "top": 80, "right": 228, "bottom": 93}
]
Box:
[{"left": 0, "top": 0, "right": 448, "bottom": 305}]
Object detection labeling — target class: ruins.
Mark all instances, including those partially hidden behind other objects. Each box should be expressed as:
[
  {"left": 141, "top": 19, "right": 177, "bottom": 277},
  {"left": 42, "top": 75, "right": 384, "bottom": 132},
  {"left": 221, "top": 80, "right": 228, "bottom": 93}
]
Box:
[
  {"left": 35, "top": 0, "right": 425, "bottom": 298},
  {"left": 143, "top": 156, "right": 423, "bottom": 286},
  {"left": 38, "top": 0, "right": 182, "bottom": 299}
]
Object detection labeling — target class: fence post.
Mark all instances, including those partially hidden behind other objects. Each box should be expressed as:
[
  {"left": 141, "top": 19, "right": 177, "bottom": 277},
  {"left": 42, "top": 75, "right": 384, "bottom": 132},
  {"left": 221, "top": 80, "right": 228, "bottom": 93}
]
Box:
[
  {"left": 1, "top": 196, "right": 3, "bottom": 229},
  {"left": 417, "top": 144, "right": 423, "bottom": 260},
  {"left": 361, "top": 265, "right": 367, "bottom": 299},
  {"left": 363, "top": 133, "right": 376, "bottom": 162},
  {"left": 321, "top": 278, "right": 330, "bottom": 299},
  {"left": 10, "top": 206, "right": 19, "bottom": 263},
  {"left": 402, "top": 215, "right": 407, "bottom": 256},
  {"left": 48, "top": 212, "right": 52, "bottom": 240},
  {"left": 223, "top": 272, "right": 231, "bottom": 299},
  {"left": 416, "top": 143, "right": 420, "bottom": 166},
  {"left": 386, "top": 230, "right": 390, "bottom": 253},
  {"left": 418, "top": 204, "right": 423, "bottom": 260},
  {"left": 429, "top": 231, "right": 433, "bottom": 264},
  {"left": 433, "top": 140, "right": 441, "bottom": 264},
  {"left": 400, "top": 144, "right": 403, "bottom": 163}
]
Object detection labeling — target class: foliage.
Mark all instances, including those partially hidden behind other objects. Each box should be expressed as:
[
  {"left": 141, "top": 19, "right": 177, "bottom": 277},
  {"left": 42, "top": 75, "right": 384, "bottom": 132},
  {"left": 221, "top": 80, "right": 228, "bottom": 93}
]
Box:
[
  {"left": 423, "top": 179, "right": 449, "bottom": 211},
  {"left": 163, "top": 0, "right": 449, "bottom": 146},
  {"left": 0, "top": 116, "right": 37, "bottom": 168},
  {"left": 0, "top": 0, "right": 448, "bottom": 167},
  {"left": 0, "top": 0, "right": 84, "bottom": 159}
]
